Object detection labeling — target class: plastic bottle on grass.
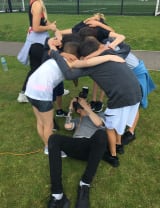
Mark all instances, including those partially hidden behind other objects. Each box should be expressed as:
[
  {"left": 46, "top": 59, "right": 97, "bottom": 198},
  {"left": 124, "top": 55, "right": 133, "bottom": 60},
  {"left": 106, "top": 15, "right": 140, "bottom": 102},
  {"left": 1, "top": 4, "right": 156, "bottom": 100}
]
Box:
[{"left": 1, "top": 57, "right": 8, "bottom": 71}]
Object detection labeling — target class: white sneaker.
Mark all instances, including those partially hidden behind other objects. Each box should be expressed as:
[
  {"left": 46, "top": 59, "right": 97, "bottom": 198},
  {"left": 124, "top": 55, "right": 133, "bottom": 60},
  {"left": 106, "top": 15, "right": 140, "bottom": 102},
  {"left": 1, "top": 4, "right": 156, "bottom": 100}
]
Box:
[
  {"left": 63, "top": 89, "right": 70, "bottom": 96},
  {"left": 61, "top": 151, "right": 67, "bottom": 158},
  {"left": 44, "top": 148, "right": 66, "bottom": 157},
  {"left": 17, "top": 92, "right": 29, "bottom": 103},
  {"left": 44, "top": 146, "right": 49, "bottom": 155}
]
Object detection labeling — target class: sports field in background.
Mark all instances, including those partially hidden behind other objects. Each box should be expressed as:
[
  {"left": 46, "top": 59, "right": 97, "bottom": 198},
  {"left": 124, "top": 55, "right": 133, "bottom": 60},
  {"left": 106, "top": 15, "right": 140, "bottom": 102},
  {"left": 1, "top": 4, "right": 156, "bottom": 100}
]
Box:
[{"left": 0, "top": 0, "right": 158, "bottom": 15}]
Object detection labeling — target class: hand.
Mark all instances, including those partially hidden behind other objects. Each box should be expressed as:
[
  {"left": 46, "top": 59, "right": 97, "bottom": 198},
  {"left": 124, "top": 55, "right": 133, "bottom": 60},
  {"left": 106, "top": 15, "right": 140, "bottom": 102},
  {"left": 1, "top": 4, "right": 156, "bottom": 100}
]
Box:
[
  {"left": 78, "top": 97, "right": 91, "bottom": 111},
  {"left": 48, "top": 37, "right": 62, "bottom": 50},
  {"left": 84, "top": 20, "right": 101, "bottom": 28},
  {"left": 61, "top": 52, "right": 78, "bottom": 62},
  {"left": 84, "top": 15, "right": 100, "bottom": 23},
  {"left": 108, "top": 44, "right": 116, "bottom": 50},
  {"left": 48, "top": 21, "right": 57, "bottom": 32},
  {"left": 68, "top": 97, "right": 78, "bottom": 111},
  {"left": 84, "top": 46, "right": 109, "bottom": 59},
  {"left": 109, "top": 55, "right": 125, "bottom": 63},
  {"left": 64, "top": 123, "right": 74, "bottom": 130}
]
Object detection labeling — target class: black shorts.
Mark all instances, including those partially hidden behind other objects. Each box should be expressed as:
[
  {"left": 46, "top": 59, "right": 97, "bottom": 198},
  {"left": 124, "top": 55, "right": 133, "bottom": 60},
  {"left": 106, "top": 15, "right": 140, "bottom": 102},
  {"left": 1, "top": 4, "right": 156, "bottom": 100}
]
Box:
[{"left": 27, "top": 97, "right": 53, "bottom": 112}]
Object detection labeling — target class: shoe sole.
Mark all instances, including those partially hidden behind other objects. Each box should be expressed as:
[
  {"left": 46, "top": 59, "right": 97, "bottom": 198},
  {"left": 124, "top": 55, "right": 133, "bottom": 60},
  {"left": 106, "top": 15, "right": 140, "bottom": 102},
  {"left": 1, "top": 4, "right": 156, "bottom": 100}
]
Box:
[
  {"left": 52, "top": 128, "right": 57, "bottom": 132},
  {"left": 94, "top": 108, "right": 103, "bottom": 113},
  {"left": 94, "top": 104, "right": 104, "bottom": 113},
  {"left": 61, "top": 155, "right": 67, "bottom": 158},
  {"left": 63, "top": 93, "right": 70, "bottom": 96},
  {"left": 56, "top": 115, "right": 67, "bottom": 117},
  {"left": 107, "top": 162, "right": 119, "bottom": 168},
  {"left": 116, "top": 150, "right": 124, "bottom": 154},
  {"left": 17, "top": 99, "right": 29, "bottom": 103},
  {"left": 103, "top": 158, "right": 120, "bottom": 168}
]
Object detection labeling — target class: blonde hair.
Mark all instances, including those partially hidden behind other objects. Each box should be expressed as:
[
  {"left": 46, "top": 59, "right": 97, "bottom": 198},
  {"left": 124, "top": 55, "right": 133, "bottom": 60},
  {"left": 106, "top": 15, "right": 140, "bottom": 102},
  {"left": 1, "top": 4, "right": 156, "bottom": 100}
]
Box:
[
  {"left": 93, "top": 13, "right": 105, "bottom": 21},
  {"left": 39, "top": 0, "right": 48, "bottom": 21}
]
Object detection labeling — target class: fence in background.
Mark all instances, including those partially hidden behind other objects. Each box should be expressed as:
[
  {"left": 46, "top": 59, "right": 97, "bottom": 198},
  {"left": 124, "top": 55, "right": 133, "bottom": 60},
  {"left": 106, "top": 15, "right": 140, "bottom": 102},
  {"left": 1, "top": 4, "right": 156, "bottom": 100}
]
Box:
[{"left": 0, "top": 0, "right": 158, "bottom": 16}]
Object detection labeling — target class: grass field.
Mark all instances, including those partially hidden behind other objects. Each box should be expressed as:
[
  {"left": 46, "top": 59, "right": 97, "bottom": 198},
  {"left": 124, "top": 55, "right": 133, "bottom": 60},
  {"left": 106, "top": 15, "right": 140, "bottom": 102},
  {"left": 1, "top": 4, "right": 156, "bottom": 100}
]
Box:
[
  {"left": 0, "top": 58, "right": 160, "bottom": 208},
  {"left": 0, "top": 14, "right": 160, "bottom": 208},
  {"left": 0, "top": 13, "right": 160, "bottom": 50}
]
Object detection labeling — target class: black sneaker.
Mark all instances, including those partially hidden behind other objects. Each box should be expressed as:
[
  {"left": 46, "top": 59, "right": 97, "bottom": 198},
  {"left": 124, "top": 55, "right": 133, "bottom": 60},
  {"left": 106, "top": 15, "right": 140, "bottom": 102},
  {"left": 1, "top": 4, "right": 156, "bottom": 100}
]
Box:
[
  {"left": 90, "top": 101, "right": 96, "bottom": 111},
  {"left": 122, "top": 131, "right": 136, "bottom": 145},
  {"left": 103, "top": 153, "right": 119, "bottom": 167},
  {"left": 75, "top": 185, "right": 90, "bottom": 208},
  {"left": 116, "top": 144, "right": 124, "bottom": 154},
  {"left": 94, "top": 101, "right": 103, "bottom": 113},
  {"left": 56, "top": 109, "right": 68, "bottom": 117},
  {"left": 48, "top": 194, "right": 70, "bottom": 208}
]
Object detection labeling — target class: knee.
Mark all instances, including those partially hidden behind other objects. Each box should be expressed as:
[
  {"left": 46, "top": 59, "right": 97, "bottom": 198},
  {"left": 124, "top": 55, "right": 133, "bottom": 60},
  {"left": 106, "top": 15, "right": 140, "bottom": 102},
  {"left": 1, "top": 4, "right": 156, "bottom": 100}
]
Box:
[
  {"left": 94, "top": 130, "right": 107, "bottom": 146},
  {"left": 48, "top": 134, "right": 60, "bottom": 149}
]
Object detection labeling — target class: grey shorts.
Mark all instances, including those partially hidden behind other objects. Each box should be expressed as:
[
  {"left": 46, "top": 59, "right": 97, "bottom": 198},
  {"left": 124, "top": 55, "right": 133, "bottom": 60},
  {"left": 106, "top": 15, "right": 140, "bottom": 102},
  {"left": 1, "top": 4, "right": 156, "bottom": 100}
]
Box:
[{"left": 27, "top": 97, "right": 53, "bottom": 112}]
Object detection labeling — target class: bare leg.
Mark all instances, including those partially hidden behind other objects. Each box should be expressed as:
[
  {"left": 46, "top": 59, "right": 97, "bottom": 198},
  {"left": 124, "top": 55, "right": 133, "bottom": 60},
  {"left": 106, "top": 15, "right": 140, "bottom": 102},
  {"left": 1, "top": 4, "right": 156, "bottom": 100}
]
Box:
[
  {"left": 32, "top": 106, "right": 53, "bottom": 146},
  {"left": 56, "top": 95, "right": 62, "bottom": 110},
  {"left": 121, "top": 110, "right": 139, "bottom": 145},
  {"left": 116, "top": 134, "right": 122, "bottom": 145},
  {"left": 106, "top": 129, "right": 117, "bottom": 156},
  {"left": 99, "top": 89, "right": 105, "bottom": 103},
  {"left": 128, "top": 110, "right": 140, "bottom": 134},
  {"left": 92, "top": 81, "right": 98, "bottom": 101}
]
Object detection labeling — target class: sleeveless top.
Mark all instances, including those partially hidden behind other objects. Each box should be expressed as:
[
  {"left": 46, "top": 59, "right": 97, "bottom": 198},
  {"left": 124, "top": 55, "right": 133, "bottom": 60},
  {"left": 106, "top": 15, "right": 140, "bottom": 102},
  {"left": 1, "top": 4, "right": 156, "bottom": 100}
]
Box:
[
  {"left": 28, "top": 0, "right": 47, "bottom": 27},
  {"left": 17, "top": 0, "right": 49, "bottom": 65}
]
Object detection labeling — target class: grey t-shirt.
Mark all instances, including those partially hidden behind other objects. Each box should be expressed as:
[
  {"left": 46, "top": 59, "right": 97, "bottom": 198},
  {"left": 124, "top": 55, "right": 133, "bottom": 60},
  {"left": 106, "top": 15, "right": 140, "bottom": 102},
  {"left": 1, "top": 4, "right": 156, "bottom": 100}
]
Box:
[
  {"left": 72, "top": 113, "right": 105, "bottom": 139},
  {"left": 50, "top": 50, "right": 142, "bottom": 109}
]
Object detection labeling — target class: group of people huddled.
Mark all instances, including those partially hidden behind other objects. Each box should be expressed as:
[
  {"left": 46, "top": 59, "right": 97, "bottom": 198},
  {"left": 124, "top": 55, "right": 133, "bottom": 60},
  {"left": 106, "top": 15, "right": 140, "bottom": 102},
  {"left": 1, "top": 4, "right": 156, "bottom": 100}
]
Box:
[{"left": 17, "top": 0, "right": 156, "bottom": 208}]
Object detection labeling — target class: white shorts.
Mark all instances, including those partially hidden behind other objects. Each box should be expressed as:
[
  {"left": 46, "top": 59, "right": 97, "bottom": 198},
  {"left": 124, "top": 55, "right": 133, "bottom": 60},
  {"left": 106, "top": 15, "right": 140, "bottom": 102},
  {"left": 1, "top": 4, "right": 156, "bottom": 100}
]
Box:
[{"left": 104, "top": 103, "right": 140, "bottom": 135}]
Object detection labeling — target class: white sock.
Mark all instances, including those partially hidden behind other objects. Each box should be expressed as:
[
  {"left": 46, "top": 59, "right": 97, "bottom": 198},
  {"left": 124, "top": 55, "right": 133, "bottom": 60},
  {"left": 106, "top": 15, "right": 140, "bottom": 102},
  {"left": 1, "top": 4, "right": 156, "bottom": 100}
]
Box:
[
  {"left": 52, "top": 193, "right": 63, "bottom": 200},
  {"left": 80, "top": 180, "right": 90, "bottom": 187}
]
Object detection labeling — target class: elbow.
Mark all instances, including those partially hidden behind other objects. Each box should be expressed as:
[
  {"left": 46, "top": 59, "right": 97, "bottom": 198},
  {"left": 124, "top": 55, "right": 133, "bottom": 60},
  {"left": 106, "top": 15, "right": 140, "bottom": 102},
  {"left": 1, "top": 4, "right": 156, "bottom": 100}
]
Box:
[
  {"left": 32, "top": 26, "right": 41, "bottom": 32},
  {"left": 96, "top": 121, "right": 103, "bottom": 127},
  {"left": 63, "top": 72, "right": 75, "bottom": 80},
  {"left": 63, "top": 72, "right": 72, "bottom": 80},
  {"left": 120, "top": 34, "right": 125, "bottom": 42}
]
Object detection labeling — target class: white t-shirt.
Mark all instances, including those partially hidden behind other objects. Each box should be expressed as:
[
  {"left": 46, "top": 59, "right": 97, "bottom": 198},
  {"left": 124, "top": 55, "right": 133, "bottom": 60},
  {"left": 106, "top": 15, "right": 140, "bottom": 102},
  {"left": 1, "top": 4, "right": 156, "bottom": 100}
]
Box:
[{"left": 25, "top": 59, "right": 64, "bottom": 101}]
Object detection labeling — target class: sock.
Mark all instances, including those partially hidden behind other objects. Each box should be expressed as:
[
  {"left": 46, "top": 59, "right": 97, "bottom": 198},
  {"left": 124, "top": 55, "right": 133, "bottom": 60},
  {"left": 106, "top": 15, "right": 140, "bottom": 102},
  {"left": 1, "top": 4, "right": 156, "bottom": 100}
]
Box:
[
  {"left": 80, "top": 180, "right": 90, "bottom": 187},
  {"left": 52, "top": 193, "right": 63, "bottom": 200}
]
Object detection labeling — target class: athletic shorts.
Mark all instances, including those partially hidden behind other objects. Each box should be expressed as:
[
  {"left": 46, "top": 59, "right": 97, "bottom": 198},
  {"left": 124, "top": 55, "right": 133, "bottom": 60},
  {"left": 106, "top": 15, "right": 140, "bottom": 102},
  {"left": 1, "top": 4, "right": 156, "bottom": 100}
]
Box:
[
  {"left": 104, "top": 103, "right": 140, "bottom": 135},
  {"left": 52, "top": 82, "right": 64, "bottom": 102},
  {"left": 27, "top": 97, "right": 53, "bottom": 112}
]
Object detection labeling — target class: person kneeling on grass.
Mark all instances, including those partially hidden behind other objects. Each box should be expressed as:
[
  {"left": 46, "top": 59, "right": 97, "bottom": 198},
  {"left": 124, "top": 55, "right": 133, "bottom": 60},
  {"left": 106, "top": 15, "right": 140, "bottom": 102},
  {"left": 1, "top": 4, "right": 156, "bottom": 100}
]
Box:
[{"left": 47, "top": 97, "right": 108, "bottom": 208}]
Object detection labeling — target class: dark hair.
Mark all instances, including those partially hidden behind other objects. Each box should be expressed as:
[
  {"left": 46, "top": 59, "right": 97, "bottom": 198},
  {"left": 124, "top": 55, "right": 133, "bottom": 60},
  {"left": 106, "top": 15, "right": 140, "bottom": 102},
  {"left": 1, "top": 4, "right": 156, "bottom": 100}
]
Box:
[
  {"left": 63, "top": 41, "right": 80, "bottom": 57},
  {"left": 62, "top": 33, "right": 81, "bottom": 45},
  {"left": 79, "top": 36, "right": 100, "bottom": 57},
  {"left": 78, "top": 26, "right": 98, "bottom": 41}
]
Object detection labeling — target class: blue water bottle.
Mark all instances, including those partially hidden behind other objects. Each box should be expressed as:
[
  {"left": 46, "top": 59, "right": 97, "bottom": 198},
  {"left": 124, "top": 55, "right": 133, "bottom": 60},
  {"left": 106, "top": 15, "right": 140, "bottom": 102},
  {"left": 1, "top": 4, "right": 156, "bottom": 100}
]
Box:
[{"left": 1, "top": 57, "right": 8, "bottom": 71}]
